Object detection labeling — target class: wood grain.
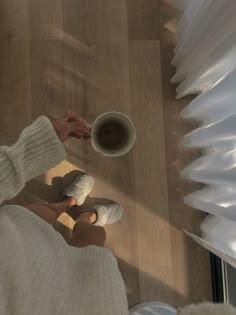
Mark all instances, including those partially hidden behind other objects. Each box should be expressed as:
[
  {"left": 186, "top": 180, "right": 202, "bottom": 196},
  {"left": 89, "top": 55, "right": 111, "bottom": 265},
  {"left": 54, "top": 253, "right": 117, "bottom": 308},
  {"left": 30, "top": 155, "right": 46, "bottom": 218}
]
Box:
[
  {"left": 129, "top": 41, "right": 173, "bottom": 303},
  {"left": 0, "top": 0, "right": 29, "bottom": 40},
  {"left": 29, "top": 0, "right": 63, "bottom": 39},
  {"left": 0, "top": 0, "right": 31, "bottom": 137},
  {"left": 63, "top": 0, "right": 95, "bottom": 45},
  {"left": 127, "top": 0, "right": 160, "bottom": 40},
  {"left": 0, "top": 40, "right": 31, "bottom": 139},
  {"left": 30, "top": 40, "right": 64, "bottom": 119}
]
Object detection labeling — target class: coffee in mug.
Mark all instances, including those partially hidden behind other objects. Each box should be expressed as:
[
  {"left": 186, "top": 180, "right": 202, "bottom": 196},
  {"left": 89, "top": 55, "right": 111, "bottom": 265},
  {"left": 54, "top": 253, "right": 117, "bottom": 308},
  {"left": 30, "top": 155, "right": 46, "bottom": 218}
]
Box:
[{"left": 91, "top": 112, "right": 136, "bottom": 157}]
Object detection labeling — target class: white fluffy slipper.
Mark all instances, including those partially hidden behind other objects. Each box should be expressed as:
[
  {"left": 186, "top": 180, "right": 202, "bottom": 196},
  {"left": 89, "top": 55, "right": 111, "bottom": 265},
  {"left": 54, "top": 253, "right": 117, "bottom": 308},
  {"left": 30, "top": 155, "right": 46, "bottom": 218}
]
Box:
[
  {"left": 63, "top": 174, "right": 95, "bottom": 206},
  {"left": 80, "top": 203, "right": 123, "bottom": 226}
]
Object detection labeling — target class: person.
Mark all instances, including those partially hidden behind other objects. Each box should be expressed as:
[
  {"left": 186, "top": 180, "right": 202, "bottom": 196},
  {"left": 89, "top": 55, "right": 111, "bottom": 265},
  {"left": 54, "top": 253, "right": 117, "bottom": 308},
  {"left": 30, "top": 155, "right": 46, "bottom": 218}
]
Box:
[
  {"left": 1, "top": 112, "right": 235, "bottom": 315},
  {"left": 0, "top": 112, "right": 128, "bottom": 315}
]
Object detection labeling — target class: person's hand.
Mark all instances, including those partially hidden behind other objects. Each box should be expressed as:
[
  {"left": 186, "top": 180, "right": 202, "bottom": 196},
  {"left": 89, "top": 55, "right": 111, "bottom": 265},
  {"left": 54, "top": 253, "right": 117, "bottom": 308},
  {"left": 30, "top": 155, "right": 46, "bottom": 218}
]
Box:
[{"left": 53, "top": 112, "right": 91, "bottom": 143}]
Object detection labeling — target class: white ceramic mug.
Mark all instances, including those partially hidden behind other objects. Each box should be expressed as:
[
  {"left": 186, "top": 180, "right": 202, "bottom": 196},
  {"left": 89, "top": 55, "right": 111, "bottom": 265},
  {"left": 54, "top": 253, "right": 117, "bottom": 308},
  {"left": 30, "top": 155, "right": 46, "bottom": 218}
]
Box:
[{"left": 91, "top": 111, "right": 136, "bottom": 157}]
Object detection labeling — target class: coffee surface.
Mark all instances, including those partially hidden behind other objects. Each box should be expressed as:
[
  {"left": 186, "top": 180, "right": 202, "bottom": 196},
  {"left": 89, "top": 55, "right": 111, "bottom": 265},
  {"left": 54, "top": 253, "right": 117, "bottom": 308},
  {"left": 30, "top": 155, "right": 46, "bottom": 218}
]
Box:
[{"left": 95, "top": 119, "right": 128, "bottom": 151}]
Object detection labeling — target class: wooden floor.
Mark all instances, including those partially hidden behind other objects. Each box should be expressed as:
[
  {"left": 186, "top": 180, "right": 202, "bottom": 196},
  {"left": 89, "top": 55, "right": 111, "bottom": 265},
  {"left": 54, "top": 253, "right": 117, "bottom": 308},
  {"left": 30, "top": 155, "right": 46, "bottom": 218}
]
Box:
[{"left": 0, "top": 0, "right": 212, "bottom": 308}]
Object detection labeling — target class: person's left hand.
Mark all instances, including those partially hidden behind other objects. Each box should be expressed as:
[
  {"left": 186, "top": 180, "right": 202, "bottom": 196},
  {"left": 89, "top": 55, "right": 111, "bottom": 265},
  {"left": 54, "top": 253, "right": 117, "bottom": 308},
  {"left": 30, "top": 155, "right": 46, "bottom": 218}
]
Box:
[{"left": 53, "top": 112, "right": 91, "bottom": 143}]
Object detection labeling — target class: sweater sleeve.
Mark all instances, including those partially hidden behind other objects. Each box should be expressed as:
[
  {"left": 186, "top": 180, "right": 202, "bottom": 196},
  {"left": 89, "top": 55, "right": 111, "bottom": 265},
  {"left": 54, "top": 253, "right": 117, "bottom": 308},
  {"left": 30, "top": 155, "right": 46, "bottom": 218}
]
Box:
[{"left": 0, "top": 116, "right": 66, "bottom": 204}]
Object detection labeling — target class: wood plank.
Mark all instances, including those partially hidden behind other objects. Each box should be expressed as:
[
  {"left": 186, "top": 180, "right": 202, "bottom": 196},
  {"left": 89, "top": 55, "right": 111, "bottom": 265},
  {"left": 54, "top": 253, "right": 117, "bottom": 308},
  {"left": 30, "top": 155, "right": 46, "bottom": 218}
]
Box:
[
  {"left": 0, "top": 40, "right": 31, "bottom": 140},
  {"left": 0, "top": 0, "right": 31, "bottom": 136},
  {"left": 159, "top": 1, "right": 212, "bottom": 306},
  {"left": 62, "top": 22, "right": 92, "bottom": 172},
  {"left": 63, "top": 0, "right": 140, "bottom": 306},
  {"left": 29, "top": 0, "right": 63, "bottom": 39},
  {"left": 129, "top": 40, "right": 173, "bottom": 303},
  {"left": 126, "top": 0, "right": 160, "bottom": 40},
  {"left": 0, "top": 0, "right": 29, "bottom": 40},
  {"left": 62, "top": 0, "right": 95, "bottom": 45},
  {"left": 30, "top": 40, "right": 64, "bottom": 119}
]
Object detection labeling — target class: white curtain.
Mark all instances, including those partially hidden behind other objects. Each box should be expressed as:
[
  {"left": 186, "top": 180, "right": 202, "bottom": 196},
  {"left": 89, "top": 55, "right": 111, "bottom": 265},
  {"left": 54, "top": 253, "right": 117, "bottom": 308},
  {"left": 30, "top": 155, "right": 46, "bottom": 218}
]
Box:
[{"left": 172, "top": 0, "right": 236, "bottom": 264}]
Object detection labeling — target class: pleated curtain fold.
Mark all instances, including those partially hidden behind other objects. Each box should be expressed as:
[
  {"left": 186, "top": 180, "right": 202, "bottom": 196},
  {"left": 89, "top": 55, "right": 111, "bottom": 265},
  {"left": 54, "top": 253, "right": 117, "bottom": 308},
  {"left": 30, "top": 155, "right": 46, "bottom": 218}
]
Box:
[{"left": 172, "top": 0, "right": 236, "bottom": 266}]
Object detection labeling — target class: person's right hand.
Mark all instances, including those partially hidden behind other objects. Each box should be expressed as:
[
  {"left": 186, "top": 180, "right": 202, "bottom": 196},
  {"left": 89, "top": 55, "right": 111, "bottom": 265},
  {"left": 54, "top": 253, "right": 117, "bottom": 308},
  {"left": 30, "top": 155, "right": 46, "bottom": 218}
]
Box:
[{"left": 53, "top": 112, "right": 91, "bottom": 143}]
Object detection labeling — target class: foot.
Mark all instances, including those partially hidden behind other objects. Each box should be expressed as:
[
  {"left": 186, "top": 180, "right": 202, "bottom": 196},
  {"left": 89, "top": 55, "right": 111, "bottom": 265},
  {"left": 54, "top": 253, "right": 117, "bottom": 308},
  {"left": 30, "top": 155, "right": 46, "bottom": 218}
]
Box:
[
  {"left": 90, "top": 203, "right": 123, "bottom": 226},
  {"left": 76, "top": 211, "right": 97, "bottom": 224},
  {"left": 63, "top": 174, "right": 95, "bottom": 206}
]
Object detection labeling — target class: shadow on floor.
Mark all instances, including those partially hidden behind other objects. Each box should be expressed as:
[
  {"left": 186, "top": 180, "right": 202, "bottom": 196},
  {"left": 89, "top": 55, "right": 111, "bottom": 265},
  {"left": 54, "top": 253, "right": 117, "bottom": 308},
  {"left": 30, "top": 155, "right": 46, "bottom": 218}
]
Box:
[
  {"left": 118, "top": 258, "right": 187, "bottom": 308},
  {"left": 26, "top": 170, "right": 117, "bottom": 219}
]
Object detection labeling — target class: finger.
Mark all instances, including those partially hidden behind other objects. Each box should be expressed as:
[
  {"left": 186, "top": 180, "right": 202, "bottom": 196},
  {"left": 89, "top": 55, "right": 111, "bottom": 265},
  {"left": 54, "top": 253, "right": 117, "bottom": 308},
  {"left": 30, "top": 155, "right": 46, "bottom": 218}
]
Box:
[
  {"left": 68, "top": 121, "right": 91, "bottom": 133},
  {"left": 66, "top": 113, "right": 91, "bottom": 131},
  {"left": 84, "top": 134, "right": 90, "bottom": 140},
  {"left": 68, "top": 123, "right": 89, "bottom": 136},
  {"left": 70, "top": 131, "right": 84, "bottom": 139},
  {"left": 76, "top": 118, "right": 91, "bottom": 130},
  {"left": 70, "top": 128, "right": 91, "bottom": 140},
  {"left": 60, "top": 112, "right": 79, "bottom": 123},
  {"left": 61, "top": 112, "right": 73, "bottom": 121},
  {"left": 67, "top": 112, "right": 81, "bottom": 121},
  {"left": 64, "top": 112, "right": 89, "bottom": 125},
  {"left": 83, "top": 129, "right": 91, "bottom": 139}
]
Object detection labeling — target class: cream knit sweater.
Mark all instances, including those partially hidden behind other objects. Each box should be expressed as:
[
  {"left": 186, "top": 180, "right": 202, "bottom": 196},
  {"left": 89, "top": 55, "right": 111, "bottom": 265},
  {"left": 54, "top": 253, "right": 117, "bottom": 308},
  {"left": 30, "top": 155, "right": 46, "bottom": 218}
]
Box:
[{"left": 0, "top": 116, "right": 128, "bottom": 315}]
